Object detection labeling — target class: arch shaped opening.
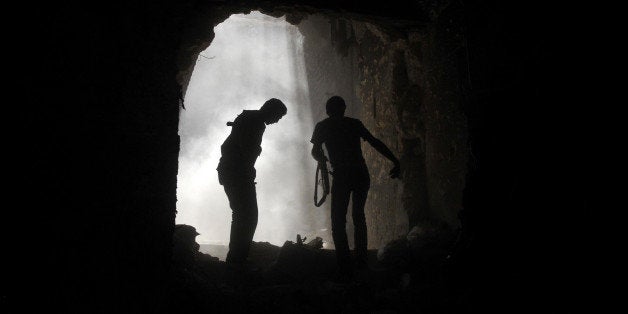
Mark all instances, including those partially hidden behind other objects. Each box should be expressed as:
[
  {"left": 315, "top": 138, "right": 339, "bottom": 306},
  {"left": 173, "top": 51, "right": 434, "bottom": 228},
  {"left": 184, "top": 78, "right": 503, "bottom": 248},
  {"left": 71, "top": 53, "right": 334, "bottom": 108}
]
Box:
[{"left": 176, "top": 11, "right": 332, "bottom": 256}]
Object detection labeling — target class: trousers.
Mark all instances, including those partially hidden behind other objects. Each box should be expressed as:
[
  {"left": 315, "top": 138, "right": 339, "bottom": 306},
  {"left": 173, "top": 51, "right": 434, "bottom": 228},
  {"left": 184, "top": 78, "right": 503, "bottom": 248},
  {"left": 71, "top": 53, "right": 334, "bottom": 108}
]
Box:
[
  {"left": 330, "top": 164, "right": 370, "bottom": 271},
  {"left": 221, "top": 178, "right": 258, "bottom": 264}
]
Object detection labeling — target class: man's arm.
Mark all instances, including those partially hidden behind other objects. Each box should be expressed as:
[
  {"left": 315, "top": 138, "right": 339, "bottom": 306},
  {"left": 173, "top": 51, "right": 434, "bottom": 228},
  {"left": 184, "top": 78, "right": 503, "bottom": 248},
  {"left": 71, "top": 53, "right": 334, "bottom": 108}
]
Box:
[
  {"left": 362, "top": 131, "right": 401, "bottom": 178},
  {"left": 311, "top": 143, "right": 326, "bottom": 163},
  {"left": 310, "top": 122, "right": 327, "bottom": 163}
]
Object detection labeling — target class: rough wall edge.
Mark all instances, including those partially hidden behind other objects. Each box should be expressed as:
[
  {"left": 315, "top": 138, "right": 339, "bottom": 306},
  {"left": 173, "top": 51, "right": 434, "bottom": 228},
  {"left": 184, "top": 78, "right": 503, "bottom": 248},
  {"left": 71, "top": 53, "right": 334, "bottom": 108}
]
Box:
[{"left": 175, "top": 4, "right": 428, "bottom": 99}]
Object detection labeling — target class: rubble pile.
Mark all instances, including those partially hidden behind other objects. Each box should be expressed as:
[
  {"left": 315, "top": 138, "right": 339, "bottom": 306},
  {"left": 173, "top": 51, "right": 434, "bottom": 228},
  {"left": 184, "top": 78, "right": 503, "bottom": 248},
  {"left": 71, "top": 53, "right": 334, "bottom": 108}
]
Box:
[{"left": 166, "top": 224, "right": 459, "bottom": 313}]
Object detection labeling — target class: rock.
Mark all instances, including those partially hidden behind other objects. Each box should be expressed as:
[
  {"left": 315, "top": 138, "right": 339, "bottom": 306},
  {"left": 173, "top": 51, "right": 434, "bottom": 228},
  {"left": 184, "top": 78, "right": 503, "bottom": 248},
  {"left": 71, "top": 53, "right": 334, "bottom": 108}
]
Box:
[
  {"left": 306, "top": 236, "right": 324, "bottom": 249},
  {"left": 266, "top": 241, "right": 336, "bottom": 282},
  {"left": 248, "top": 241, "right": 282, "bottom": 270},
  {"left": 377, "top": 237, "right": 410, "bottom": 266},
  {"left": 172, "top": 224, "right": 201, "bottom": 266}
]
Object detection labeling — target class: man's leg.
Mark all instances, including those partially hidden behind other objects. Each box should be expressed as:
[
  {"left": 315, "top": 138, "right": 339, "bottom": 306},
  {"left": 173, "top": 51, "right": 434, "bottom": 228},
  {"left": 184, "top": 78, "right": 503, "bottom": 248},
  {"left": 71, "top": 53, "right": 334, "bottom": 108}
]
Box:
[
  {"left": 331, "top": 177, "right": 351, "bottom": 273},
  {"left": 352, "top": 188, "right": 369, "bottom": 267},
  {"left": 224, "top": 181, "right": 258, "bottom": 264},
  {"left": 352, "top": 167, "right": 370, "bottom": 267}
]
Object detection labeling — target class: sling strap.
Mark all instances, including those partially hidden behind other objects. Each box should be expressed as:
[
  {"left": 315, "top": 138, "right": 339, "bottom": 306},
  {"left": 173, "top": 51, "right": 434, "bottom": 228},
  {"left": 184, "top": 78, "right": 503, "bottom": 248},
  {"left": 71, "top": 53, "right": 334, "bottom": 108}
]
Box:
[{"left": 314, "top": 160, "right": 331, "bottom": 207}]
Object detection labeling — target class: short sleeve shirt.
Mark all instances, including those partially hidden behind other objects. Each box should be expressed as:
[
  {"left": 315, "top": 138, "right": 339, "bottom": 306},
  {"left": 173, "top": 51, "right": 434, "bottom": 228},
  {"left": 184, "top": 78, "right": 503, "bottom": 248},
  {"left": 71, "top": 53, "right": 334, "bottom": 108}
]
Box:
[
  {"left": 218, "top": 110, "right": 266, "bottom": 177},
  {"left": 310, "top": 117, "right": 370, "bottom": 167}
]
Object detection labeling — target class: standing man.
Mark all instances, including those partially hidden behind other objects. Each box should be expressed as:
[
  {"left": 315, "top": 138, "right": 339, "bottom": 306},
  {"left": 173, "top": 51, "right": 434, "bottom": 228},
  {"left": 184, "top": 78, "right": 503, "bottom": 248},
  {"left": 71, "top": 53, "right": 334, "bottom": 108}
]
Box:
[
  {"left": 310, "top": 96, "right": 400, "bottom": 278},
  {"left": 217, "top": 98, "right": 287, "bottom": 268}
]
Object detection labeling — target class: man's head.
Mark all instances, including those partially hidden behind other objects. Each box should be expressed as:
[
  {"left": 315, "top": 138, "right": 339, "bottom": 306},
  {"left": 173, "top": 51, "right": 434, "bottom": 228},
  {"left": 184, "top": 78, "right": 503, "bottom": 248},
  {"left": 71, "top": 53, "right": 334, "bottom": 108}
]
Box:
[
  {"left": 260, "top": 98, "right": 287, "bottom": 125},
  {"left": 326, "top": 96, "right": 346, "bottom": 117}
]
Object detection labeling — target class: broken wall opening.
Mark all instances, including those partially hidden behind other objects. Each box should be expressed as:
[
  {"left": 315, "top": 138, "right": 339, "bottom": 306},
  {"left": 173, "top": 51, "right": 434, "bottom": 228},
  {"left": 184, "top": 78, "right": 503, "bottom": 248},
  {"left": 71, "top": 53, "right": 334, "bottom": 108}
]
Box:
[
  {"left": 177, "top": 11, "right": 327, "bottom": 251},
  {"left": 176, "top": 5, "right": 468, "bottom": 251}
]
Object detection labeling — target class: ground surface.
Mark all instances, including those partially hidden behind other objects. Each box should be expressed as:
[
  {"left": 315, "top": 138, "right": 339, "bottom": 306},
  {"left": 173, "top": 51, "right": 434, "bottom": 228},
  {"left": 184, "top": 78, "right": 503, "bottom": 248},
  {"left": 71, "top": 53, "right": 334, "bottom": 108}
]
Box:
[{"left": 168, "top": 230, "right": 461, "bottom": 314}]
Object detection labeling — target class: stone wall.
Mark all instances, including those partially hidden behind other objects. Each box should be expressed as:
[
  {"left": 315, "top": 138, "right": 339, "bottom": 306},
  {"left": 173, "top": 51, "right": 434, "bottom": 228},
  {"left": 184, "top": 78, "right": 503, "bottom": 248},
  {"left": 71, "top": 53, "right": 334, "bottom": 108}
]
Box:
[
  {"left": 352, "top": 14, "right": 469, "bottom": 246},
  {"left": 295, "top": 11, "right": 468, "bottom": 248},
  {"left": 350, "top": 21, "right": 409, "bottom": 246}
]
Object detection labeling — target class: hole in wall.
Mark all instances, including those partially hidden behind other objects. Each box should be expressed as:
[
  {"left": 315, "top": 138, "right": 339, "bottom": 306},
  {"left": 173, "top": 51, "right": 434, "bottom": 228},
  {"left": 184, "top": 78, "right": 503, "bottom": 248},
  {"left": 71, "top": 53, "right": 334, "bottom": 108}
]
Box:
[
  {"left": 172, "top": 7, "right": 454, "bottom": 257},
  {"left": 176, "top": 11, "right": 346, "bottom": 259}
]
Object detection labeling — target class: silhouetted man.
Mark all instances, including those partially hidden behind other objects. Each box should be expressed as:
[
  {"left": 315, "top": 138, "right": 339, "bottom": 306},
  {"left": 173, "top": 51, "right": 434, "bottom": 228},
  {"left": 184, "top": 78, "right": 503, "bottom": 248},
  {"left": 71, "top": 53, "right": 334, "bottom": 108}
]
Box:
[
  {"left": 217, "top": 98, "right": 287, "bottom": 268},
  {"left": 310, "top": 96, "right": 400, "bottom": 278}
]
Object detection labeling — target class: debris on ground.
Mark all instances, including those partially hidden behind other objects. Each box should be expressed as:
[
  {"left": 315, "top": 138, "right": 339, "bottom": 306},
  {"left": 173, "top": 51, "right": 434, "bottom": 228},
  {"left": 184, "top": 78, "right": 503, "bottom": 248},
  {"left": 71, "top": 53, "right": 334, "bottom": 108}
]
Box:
[{"left": 166, "top": 223, "right": 462, "bottom": 313}]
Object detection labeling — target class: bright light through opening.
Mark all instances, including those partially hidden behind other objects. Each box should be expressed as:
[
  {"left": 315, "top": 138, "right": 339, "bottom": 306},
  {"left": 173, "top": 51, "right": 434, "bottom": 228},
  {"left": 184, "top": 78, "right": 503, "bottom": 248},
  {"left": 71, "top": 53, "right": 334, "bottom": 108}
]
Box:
[{"left": 176, "top": 11, "right": 325, "bottom": 247}]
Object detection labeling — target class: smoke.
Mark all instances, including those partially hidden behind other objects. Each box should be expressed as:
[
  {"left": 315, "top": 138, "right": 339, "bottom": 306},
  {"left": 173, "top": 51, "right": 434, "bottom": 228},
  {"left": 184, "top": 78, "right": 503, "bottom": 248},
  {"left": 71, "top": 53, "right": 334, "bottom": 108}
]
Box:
[{"left": 176, "top": 11, "right": 327, "bottom": 247}]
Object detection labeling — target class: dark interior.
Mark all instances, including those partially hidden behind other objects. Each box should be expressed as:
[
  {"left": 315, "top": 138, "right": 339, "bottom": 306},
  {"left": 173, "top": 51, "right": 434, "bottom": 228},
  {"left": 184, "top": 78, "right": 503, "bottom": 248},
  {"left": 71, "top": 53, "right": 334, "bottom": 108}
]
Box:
[{"left": 6, "top": 1, "right": 588, "bottom": 313}]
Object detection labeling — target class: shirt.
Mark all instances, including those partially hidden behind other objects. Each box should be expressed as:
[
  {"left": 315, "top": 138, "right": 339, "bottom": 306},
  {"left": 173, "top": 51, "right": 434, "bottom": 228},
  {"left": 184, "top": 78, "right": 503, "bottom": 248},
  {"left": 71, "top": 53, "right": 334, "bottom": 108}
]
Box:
[
  {"left": 310, "top": 116, "right": 371, "bottom": 168},
  {"left": 217, "top": 110, "right": 266, "bottom": 180}
]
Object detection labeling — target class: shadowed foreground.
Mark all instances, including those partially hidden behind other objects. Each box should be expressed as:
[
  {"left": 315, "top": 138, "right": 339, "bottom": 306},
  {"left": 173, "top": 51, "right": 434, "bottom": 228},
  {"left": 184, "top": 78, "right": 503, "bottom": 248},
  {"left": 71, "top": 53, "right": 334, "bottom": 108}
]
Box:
[{"left": 168, "top": 224, "right": 459, "bottom": 314}]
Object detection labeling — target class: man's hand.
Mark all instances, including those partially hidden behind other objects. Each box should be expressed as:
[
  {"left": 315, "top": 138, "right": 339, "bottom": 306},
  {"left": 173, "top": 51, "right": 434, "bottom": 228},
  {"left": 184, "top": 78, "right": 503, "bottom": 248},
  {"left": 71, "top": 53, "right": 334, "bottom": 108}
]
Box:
[
  {"left": 389, "top": 163, "right": 401, "bottom": 179},
  {"left": 311, "top": 143, "right": 327, "bottom": 163},
  {"left": 314, "top": 153, "right": 328, "bottom": 163}
]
